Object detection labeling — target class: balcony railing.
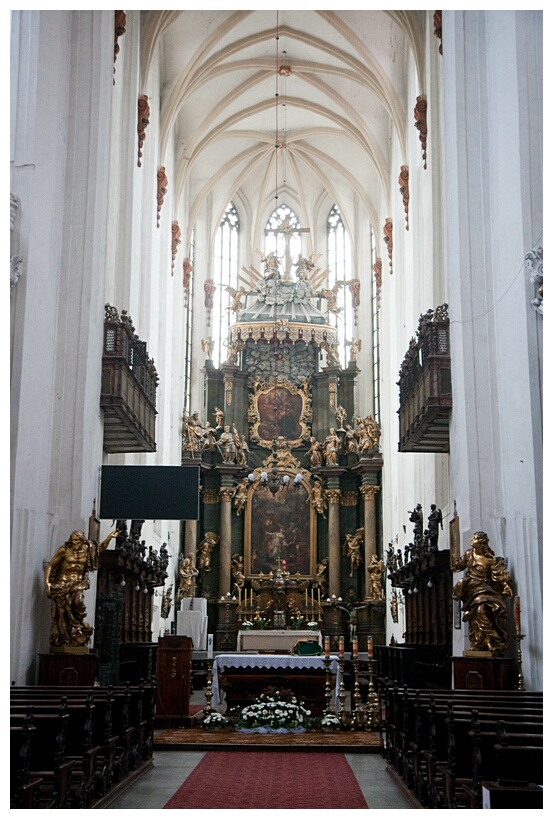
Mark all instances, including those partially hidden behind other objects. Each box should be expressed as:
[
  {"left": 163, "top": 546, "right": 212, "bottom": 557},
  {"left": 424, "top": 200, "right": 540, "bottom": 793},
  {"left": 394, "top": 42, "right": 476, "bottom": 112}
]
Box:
[
  {"left": 100, "top": 304, "right": 158, "bottom": 452},
  {"left": 397, "top": 304, "right": 451, "bottom": 452}
]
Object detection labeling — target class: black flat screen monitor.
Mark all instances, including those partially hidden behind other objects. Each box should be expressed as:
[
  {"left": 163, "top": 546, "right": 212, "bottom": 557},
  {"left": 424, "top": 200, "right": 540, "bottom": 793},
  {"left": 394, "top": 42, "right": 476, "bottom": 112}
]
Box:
[{"left": 99, "top": 465, "right": 200, "bottom": 520}]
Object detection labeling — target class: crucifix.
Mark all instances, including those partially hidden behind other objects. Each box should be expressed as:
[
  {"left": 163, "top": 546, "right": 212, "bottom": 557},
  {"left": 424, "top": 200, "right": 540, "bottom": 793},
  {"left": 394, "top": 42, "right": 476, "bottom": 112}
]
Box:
[{"left": 264, "top": 213, "right": 310, "bottom": 279}]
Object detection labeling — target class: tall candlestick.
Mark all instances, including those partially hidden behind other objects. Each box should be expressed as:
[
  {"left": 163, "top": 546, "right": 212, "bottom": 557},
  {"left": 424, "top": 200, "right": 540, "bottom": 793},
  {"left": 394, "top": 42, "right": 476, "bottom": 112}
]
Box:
[
  {"left": 515, "top": 595, "right": 521, "bottom": 635},
  {"left": 324, "top": 636, "right": 330, "bottom": 658},
  {"left": 339, "top": 635, "right": 344, "bottom": 658},
  {"left": 367, "top": 636, "right": 374, "bottom": 658}
]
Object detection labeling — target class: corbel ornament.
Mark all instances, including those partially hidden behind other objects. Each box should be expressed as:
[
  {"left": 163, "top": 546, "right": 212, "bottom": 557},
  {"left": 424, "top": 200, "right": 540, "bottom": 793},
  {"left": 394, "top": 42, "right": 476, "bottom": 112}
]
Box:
[
  {"left": 398, "top": 166, "right": 410, "bottom": 230},
  {"left": 325, "top": 489, "right": 342, "bottom": 505},
  {"left": 433, "top": 11, "right": 443, "bottom": 55},
  {"left": 202, "top": 489, "right": 219, "bottom": 505},
  {"left": 373, "top": 258, "right": 382, "bottom": 304},
  {"left": 383, "top": 218, "right": 393, "bottom": 274},
  {"left": 113, "top": 11, "right": 126, "bottom": 83},
  {"left": 171, "top": 221, "right": 181, "bottom": 274},
  {"left": 157, "top": 167, "right": 168, "bottom": 228},
  {"left": 341, "top": 491, "right": 359, "bottom": 507},
  {"left": 525, "top": 245, "right": 543, "bottom": 315},
  {"left": 359, "top": 485, "right": 380, "bottom": 501},
  {"left": 137, "top": 95, "right": 150, "bottom": 167},
  {"left": 414, "top": 95, "right": 428, "bottom": 169}
]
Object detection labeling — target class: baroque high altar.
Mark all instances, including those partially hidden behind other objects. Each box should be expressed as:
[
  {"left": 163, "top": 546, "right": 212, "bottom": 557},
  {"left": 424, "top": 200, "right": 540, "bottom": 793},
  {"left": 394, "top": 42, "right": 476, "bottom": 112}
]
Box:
[{"left": 181, "top": 249, "right": 385, "bottom": 652}]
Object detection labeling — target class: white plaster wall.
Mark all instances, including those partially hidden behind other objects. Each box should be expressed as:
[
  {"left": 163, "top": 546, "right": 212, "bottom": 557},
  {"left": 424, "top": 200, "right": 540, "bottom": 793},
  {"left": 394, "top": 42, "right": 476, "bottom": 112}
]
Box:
[
  {"left": 442, "top": 11, "right": 542, "bottom": 688},
  {"left": 10, "top": 11, "right": 115, "bottom": 683}
]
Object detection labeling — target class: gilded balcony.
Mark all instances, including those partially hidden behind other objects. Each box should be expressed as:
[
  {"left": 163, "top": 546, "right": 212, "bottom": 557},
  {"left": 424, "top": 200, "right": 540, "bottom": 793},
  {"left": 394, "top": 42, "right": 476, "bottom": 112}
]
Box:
[
  {"left": 100, "top": 304, "right": 158, "bottom": 453},
  {"left": 397, "top": 304, "right": 451, "bottom": 453}
]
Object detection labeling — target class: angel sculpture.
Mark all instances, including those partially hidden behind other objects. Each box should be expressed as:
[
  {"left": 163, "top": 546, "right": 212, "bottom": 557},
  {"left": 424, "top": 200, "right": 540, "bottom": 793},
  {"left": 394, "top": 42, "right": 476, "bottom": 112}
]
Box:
[
  {"left": 225, "top": 285, "right": 247, "bottom": 314},
  {"left": 317, "top": 281, "right": 343, "bottom": 315},
  {"left": 310, "top": 477, "right": 327, "bottom": 518}
]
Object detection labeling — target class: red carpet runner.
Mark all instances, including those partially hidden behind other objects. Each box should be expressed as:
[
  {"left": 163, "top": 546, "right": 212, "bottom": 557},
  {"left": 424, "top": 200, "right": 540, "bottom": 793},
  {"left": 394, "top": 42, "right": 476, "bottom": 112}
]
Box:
[{"left": 163, "top": 750, "right": 369, "bottom": 809}]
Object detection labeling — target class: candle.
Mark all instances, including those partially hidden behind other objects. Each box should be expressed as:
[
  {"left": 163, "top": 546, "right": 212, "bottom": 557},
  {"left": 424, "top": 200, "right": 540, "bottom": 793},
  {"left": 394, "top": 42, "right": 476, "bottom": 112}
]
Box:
[
  {"left": 305, "top": 588, "right": 308, "bottom": 608},
  {"left": 317, "top": 588, "right": 321, "bottom": 605},
  {"left": 324, "top": 636, "right": 330, "bottom": 658},
  {"left": 207, "top": 633, "right": 213, "bottom": 660},
  {"left": 515, "top": 596, "right": 521, "bottom": 635},
  {"left": 352, "top": 637, "right": 358, "bottom": 658},
  {"left": 339, "top": 635, "right": 344, "bottom": 658},
  {"left": 367, "top": 636, "right": 374, "bottom": 658}
]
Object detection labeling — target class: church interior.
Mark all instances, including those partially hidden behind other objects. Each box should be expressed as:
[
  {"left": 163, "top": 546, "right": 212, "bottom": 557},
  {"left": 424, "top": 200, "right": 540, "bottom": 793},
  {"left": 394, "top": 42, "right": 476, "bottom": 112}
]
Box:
[{"left": 10, "top": 9, "right": 543, "bottom": 811}]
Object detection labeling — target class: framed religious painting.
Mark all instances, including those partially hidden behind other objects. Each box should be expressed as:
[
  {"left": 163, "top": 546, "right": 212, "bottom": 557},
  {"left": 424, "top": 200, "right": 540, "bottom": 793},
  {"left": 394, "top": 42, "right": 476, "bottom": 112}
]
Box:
[
  {"left": 248, "top": 378, "right": 311, "bottom": 448},
  {"left": 244, "top": 475, "right": 316, "bottom": 578}
]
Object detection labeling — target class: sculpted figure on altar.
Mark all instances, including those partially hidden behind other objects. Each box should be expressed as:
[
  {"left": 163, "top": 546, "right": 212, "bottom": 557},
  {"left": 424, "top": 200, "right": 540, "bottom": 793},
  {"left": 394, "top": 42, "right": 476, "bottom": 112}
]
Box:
[
  {"left": 367, "top": 554, "right": 385, "bottom": 600},
  {"left": 231, "top": 554, "right": 246, "bottom": 591},
  {"left": 176, "top": 554, "right": 198, "bottom": 601},
  {"left": 323, "top": 428, "right": 340, "bottom": 465},
  {"left": 308, "top": 436, "right": 323, "bottom": 467},
  {"left": 343, "top": 528, "right": 364, "bottom": 577},
  {"left": 217, "top": 425, "right": 236, "bottom": 463},
  {"left": 197, "top": 532, "right": 219, "bottom": 575},
  {"left": 452, "top": 531, "right": 513, "bottom": 656}
]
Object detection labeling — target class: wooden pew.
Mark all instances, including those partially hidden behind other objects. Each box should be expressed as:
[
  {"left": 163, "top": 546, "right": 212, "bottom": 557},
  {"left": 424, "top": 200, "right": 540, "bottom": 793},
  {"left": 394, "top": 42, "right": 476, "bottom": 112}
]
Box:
[
  {"left": 380, "top": 684, "right": 542, "bottom": 807},
  {"left": 10, "top": 694, "right": 102, "bottom": 808},
  {"left": 10, "top": 712, "right": 43, "bottom": 809},
  {"left": 10, "top": 703, "right": 75, "bottom": 809},
  {"left": 10, "top": 681, "right": 156, "bottom": 802}
]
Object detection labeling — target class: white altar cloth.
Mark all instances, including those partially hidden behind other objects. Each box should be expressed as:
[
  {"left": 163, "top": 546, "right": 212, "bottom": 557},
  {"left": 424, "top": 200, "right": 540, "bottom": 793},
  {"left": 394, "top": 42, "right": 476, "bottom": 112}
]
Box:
[
  {"left": 211, "top": 653, "right": 340, "bottom": 708},
  {"left": 236, "top": 629, "right": 323, "bottom": 652}
]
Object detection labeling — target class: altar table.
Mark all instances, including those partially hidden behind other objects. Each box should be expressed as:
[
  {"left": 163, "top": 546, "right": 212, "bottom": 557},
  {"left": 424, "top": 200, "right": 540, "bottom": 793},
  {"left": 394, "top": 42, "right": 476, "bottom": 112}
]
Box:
[
  {"left": 211, "top": 653, "right": 341, "bottom": 714},
  {"left": 236, "top": 629, "right": 323, "bottom": 652}
]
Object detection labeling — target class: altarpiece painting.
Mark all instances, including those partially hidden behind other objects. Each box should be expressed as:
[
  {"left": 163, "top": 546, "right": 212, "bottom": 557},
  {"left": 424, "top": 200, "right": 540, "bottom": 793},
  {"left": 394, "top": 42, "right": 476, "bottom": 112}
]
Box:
[{"left": 245, "top": 478, "right": 316, "bottom": 578}]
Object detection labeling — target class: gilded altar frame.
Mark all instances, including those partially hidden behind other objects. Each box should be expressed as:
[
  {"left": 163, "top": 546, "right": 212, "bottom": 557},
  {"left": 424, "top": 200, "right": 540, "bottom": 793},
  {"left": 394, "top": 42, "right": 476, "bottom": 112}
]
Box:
[
  {"left": 248, "top": 378, "right": 312, "bottom": 449},
  {"left": 244, "top": 475, "right": 317, "bottom": 579}
]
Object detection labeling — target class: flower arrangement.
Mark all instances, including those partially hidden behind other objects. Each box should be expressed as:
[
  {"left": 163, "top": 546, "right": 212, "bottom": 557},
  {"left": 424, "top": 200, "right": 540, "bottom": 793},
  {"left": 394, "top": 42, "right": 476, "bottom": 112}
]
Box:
[
  {"left": 253, "top": 616, "right": 269, "bottom": 629},
  {"left": 241, "top": 620, "right": 253, "bottom": 630},
  {"left": 307, "top": 620, "right": 319, "bottom": 631},
  {"left": 235, "top": 687, "right": 312, "bottom": 733},
  {"left": 319, "top": 713, "right": 341, "bottom": 732},
  {"left": 290, "top": 614, "right": 305, "bottom": 630},
  {"left": 202, "top": 711, "right": 229, "bottom": 730}
]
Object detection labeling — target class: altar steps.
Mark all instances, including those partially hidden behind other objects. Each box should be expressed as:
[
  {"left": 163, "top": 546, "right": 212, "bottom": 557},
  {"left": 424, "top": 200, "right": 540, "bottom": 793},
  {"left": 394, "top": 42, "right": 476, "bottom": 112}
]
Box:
[{"left": 154, "top": 727, "right": 382, "bottom": 752}]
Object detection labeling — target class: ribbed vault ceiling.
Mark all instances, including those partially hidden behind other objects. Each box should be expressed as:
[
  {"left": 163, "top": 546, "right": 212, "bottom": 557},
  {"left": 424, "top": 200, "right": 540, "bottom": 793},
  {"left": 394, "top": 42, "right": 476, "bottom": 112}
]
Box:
[{"left": 141, "top": 9, "right": 426, "bottom": 252}]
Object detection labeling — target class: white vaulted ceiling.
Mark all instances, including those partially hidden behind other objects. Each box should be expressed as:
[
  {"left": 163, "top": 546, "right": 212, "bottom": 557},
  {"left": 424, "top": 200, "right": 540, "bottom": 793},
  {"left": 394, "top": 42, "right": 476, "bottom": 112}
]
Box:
[{"left": 140, "top": 10, "right": 427, "bottom": 250}]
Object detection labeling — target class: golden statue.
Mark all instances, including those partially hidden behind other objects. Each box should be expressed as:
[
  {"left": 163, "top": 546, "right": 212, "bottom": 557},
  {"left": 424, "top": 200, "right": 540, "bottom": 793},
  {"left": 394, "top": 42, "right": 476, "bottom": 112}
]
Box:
[
  {"left": 452, "top": 531, "right": 513, "bottom": 656},
  {"left": 343, "top": 528, "right": 364, "bottom": 577},
  {"left": 44, "top": 527, "right": 118, "bottom": 648},
  {"left": 197, "top": 531, "right": 219, "bottom": 574},
  {"left": 176, "top": 554, "right": 198, "bottom": 602},
  {"left": 367, "top": 554, "right": 385, "bottom": 600}
]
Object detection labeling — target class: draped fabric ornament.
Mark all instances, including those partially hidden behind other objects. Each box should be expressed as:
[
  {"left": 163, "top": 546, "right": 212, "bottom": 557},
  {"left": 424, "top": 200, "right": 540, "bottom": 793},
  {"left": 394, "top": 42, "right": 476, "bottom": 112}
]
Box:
[
  {"left": 113, "top": 11, "right": 126, "bottom": 83},
  {"left": 157, "top": 167, "right": 168, "bottom": 228},
  {"left": 433, "top": 11, "right": 443, "bottom": 55},
  {"left": 383, "top": 219, "right": 393, "bottom": 274},
  {"left": 373, "top": 258, "right": 382, "bottom": 304},
  {"left": 398, "top": 166, "right": 410, "bottom": 230},
  {"left": 137, "top": 95, "right": 150, "bottom": 167},
  {"left": 414, "top": 95, "right": 428, "bottom": 170},
  {"left": 171, "top": 221, "right": 181, "bottom": 275},
  {"left": 183, "top": 257, "right": 193, "bottom": 306},
  {"left": 204, "top": 279, "right": 216, "bottom": 328}
]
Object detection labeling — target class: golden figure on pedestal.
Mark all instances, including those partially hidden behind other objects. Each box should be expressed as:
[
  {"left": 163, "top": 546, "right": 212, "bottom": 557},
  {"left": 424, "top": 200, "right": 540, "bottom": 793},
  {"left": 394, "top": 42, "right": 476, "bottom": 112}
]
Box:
[
  {"left": 452, "top": 531, "right": 513, "bottom": 656},
  {"left": 44, "top": 527, "right": 118, "bottom": 648}
]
